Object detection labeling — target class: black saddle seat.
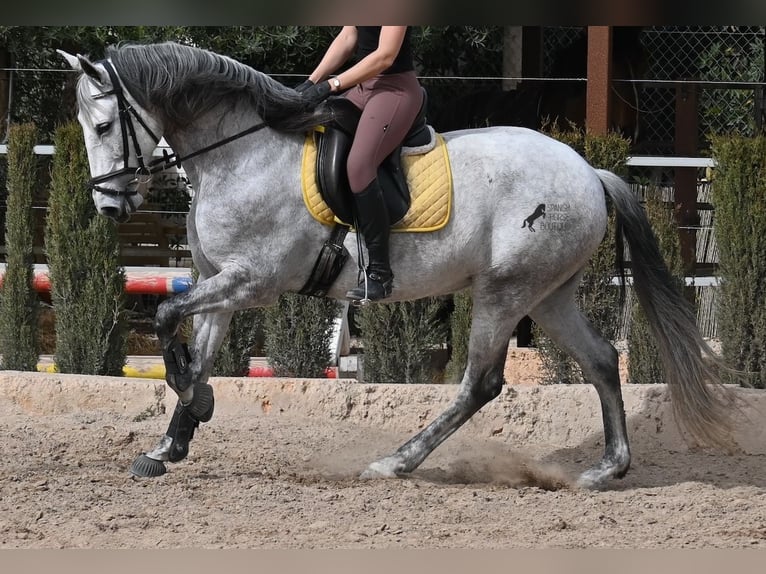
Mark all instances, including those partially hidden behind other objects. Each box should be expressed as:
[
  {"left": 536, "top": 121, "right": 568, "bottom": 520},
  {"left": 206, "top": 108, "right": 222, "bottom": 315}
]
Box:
[
  {"left": 330, "top": 88, "right": 430, "bottom": 147},
  {"left": 315, "top": 89, "right": 430, "bottom": 226}
]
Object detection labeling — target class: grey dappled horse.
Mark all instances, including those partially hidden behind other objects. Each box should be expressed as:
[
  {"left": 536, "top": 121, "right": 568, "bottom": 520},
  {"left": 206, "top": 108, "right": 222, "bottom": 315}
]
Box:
[{"left": 59, "top": 42, "right": 734, "bottom": 489}]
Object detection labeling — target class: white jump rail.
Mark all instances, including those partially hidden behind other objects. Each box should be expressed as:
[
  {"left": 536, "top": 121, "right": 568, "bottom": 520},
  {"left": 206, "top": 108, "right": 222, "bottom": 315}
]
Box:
[
  {"left": 0, "top": 145, "right": 720, "bottom": 169},
  {"left": 0, "top": 141, "right": 173, "bottom": 156},
  {"left": 626, "top": 156, "right": 716, "bottom": 168}
]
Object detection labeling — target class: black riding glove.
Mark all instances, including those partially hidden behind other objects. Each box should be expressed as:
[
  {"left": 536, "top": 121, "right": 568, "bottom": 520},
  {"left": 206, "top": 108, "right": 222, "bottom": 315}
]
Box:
[
  {"left": 294, "top": 79, "right": 315, "bottom": 94},
  {"left": 302, "top": 81, "right": 332, "bottom": 108}
]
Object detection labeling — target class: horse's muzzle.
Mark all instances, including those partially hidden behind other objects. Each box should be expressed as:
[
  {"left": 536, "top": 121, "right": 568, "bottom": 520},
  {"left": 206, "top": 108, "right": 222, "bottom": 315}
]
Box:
[
  {"left": 99, "top": 205, "right": 130, "bottom": 222},
  {"left": 93, "top": 182, "right": 144, "bottom": 222}
]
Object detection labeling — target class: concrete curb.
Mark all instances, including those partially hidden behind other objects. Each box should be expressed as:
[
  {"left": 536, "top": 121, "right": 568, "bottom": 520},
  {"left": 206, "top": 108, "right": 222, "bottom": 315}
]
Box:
[{"left": 2, "top": 371, "right": 764, "bottom": 455}]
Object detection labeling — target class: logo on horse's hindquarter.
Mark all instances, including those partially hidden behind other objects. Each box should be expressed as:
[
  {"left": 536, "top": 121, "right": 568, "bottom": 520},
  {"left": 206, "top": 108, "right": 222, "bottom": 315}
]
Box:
[
  {"left": 522, "top": 202, "right": 573, "bottom": 232},
  {"left": 521, "top": 203, "right": 546, "bottom": 232}
]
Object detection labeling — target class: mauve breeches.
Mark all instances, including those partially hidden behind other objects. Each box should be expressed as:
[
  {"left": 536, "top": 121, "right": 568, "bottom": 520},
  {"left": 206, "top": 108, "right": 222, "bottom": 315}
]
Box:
[{"left": 343, "top": 70, "right": 422, "bottom": 192}]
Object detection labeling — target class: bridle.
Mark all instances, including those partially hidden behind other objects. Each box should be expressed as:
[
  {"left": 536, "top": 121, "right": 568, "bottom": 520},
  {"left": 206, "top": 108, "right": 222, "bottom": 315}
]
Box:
[
  {"left": 88, "top": 59, "right": 163, "bottom": 197},
  {"left": 88, "top": 59, "right": 269, "bottom": 198}
]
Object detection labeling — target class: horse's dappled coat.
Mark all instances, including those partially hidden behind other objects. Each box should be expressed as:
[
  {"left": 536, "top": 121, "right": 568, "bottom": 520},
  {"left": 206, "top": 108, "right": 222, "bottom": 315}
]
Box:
[{"left": 59, "top": 42, "right": 736, "bottom": 488}]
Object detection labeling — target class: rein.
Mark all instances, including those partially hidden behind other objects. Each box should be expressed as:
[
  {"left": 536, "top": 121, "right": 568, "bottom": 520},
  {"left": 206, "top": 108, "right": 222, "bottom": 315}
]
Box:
[
  {"left": 153, "top": 121, "right": 269, "bottom": 172},
  {"left": 89, "top": 59, "right": 268, "bottom": 197}
]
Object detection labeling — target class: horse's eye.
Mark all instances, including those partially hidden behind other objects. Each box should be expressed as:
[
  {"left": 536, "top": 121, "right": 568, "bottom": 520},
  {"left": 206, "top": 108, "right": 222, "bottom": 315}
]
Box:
[{"left": 95, "top": 122, "right": 112, "bottom": 136}]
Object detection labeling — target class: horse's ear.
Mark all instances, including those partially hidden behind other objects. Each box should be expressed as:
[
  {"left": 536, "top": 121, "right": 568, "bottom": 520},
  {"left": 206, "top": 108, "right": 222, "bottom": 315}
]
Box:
[
  {"left": 57, "top": 49, "right": 81, "bottom": 71},
  {"left": 56, "top": 49, "right": 107, "bottom": 84},
  {"left": 78, "top": 56, "right": 108, "bottom": 84}
]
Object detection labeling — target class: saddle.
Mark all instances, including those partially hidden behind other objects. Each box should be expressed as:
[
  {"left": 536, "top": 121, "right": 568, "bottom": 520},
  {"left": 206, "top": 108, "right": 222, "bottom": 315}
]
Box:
[
  {"left": 314, "top": 88, "right": 434, "bottom": 226},
  {"left": 298, "top": 89, "right": 440, "bottom": 298}
]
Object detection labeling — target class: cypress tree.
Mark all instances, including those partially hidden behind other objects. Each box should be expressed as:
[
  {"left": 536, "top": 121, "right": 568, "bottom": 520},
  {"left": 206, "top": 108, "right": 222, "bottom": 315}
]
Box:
[
  {"left": 45, "top": 122, "right": 127, "bottom": 375},
  {"left": 0, "top": 123, "right": 40, "bottom": 370},
  {"left": 444, "top": 289, "right": 472, "bottom": 383},
  {"left": 212, "top": 308, "right": 265, "bottom": 376},
  {"left": 711, "top": 135, "right": 766, "bottom": 388},
  {"left": 264, "top": 293, "right": 340, "bottom": 377},
  {"left": 356, "top": 297, "right": 446, "bottom": 384}
]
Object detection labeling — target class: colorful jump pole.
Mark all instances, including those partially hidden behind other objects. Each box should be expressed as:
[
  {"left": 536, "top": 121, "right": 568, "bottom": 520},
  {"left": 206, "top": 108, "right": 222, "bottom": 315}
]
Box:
[
  {"left": 3, "top": 263, "right": 342, "bottom": 379},
  {"left": 0, "top": 264, "right": 193, "bottom": 295}
]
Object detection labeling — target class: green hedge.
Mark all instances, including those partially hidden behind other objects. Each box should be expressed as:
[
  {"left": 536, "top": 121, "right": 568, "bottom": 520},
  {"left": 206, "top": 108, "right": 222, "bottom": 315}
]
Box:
[
  {"left": 356, "top": 297, "right": 446, "bottom": 384},
  {"left": 711, "top": 135, "right": 766, "bottom": 388},
  {"left": 264, "top": 293, "right": 340, "bottom": 378},
  {"left": 0, "top": 123, "right": 39, "bottom": 370}
]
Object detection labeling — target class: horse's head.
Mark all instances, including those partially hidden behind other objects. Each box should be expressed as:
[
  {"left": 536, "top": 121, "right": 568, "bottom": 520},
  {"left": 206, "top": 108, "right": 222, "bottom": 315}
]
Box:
[{"left": 58, "top": 50, "right": 163, "bottom": 222}]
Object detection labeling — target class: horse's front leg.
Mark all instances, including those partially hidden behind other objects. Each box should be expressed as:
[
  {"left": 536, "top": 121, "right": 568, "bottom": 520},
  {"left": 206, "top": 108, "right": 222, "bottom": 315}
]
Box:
[
  {"left": 159, "top": 307, "right": 228, "bottom": 419},
  {"left": 130, "top": 280, "right": 237, "bottom": 477}
]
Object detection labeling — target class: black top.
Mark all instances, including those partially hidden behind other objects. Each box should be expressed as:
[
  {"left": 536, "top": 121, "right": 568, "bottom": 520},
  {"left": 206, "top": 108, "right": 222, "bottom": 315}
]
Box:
[{"left": 355, "top": 26, "right": 414, "bottom": 74}]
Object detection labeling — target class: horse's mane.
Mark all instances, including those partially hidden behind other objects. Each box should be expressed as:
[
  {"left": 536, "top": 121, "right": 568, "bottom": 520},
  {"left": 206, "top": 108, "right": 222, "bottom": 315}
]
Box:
[{"left": 103, "top": 42, "right": 333, "bottom": 133}]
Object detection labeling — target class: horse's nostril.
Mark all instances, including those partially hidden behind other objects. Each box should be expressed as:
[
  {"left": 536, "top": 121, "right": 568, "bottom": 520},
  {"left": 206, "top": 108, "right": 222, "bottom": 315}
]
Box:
[{"left": 100, "top": 206, "right": 121, "bottom": 220}]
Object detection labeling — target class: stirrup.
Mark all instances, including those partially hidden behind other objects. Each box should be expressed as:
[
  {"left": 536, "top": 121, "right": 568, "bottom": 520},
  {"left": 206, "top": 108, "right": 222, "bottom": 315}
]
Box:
[{"left": 346, "top": 271, "right": 393, "bottom": 305}]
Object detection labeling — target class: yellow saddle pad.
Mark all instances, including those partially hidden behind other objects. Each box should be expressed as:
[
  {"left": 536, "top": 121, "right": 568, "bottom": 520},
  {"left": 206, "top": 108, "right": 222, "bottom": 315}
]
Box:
[{"left": 301, "top": 132, "right": 452, "bottom": 232}]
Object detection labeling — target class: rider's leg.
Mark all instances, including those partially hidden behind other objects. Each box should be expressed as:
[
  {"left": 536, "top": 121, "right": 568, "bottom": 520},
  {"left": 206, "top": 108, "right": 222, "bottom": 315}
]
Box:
[
  {"left": 344, "top": 73, "right": 422, "bottom": 302},
  {"left": 345, "top": 180, "right": 393, "bottom": 300}
]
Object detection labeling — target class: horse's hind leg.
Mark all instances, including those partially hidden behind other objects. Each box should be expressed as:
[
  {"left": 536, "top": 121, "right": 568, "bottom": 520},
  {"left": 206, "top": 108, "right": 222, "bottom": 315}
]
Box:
[
  {"left": 529, "top": 276, "right": 630, "bottom": 488},
  {"left": 361, "top": 285, "right": 520, "bottom": 478}
]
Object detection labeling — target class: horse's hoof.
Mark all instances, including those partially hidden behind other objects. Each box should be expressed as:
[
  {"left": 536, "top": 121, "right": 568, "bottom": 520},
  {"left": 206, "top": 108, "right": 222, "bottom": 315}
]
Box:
[
  {"left": 130, "top": 454, "right": 167, "bottom": 477},
  {"left": 360, "top": 458, "right": 399, "bottom": 479},
  {"left": 187, "top": 382, "right": 215, "bottom": 422},
  {"left": 575, "top": 472, "right": 602, "bottom": 490},
  {"left": 577, "top": 456, "right": 630, "bottom": 489}
]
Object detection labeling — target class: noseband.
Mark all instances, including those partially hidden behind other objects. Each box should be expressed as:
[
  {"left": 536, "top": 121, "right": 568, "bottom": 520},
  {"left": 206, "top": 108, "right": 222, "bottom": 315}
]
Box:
[{"left": 88, "top": 60, "right": 269, "bottom": 198}]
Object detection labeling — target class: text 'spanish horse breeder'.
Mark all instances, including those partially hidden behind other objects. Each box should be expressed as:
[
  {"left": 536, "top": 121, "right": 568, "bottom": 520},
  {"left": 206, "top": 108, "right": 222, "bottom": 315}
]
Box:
[{"left": 59, "top": 42, "right": 736, "bottom": 488}]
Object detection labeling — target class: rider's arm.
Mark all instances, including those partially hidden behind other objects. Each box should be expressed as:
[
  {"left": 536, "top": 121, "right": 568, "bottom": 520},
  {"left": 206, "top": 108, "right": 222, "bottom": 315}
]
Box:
[
  {"left": 328, "top": 26, "right": 408, "bottom": 92},
  {"left": 307, "top": 26, "right": 358, "bottom": 85}
]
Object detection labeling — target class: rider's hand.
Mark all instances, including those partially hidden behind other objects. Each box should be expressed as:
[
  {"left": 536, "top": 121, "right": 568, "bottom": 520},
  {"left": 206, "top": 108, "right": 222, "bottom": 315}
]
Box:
[
  {"left": 301, "top": 81, "right": 332, "bottom": 108},
  {"left": 294, "top": 79, "right": 314, "bottom": 94}
]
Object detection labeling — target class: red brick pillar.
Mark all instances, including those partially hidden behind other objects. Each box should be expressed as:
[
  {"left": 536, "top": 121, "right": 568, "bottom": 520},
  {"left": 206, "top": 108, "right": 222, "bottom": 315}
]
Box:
[
  {"left": 586, "top": 26, "right": 613, "bottom": 136},
  {"left": 675, "top": 83, "right": 699, "bottom": 278}
]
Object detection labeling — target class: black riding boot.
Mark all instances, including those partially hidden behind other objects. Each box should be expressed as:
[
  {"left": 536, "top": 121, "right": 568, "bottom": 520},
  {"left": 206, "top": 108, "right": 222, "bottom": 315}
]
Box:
[{"left": 346, "top": 180, "right": 394, "bottom": 301}]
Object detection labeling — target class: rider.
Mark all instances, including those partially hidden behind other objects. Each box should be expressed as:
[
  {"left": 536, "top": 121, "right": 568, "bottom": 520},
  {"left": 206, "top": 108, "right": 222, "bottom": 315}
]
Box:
[{"left": 297, "top": 26, "right": 423, "bottom": 301}]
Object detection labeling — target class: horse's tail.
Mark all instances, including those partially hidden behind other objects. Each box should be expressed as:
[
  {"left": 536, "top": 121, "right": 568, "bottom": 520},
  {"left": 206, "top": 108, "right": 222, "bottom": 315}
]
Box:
[{"left": 595, "top": 168, "right": 736, "bottom": 450}]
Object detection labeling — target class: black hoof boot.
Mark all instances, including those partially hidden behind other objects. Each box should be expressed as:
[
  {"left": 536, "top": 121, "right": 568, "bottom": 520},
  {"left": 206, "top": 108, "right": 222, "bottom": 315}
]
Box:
[
  {"left": 166, "top": 401, "right": 200, "bottom": 463},
  {"left": 346, "top": 271, "right": 393, "bottom": 302},
  {"left": 163, "top": 339, "right": 193, "bottom": 395},
  {"left": 186, "top": 382, "right": 215, "bottom": 423},
  {"left": 130, "top": 454, "right": 167, "bottom": 477}
]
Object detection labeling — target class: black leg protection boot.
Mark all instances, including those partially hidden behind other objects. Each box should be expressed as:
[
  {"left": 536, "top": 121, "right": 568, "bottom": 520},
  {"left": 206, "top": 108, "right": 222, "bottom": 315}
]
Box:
[{"left": 346, "top": 180, "right": 394, "bottom": 302}]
